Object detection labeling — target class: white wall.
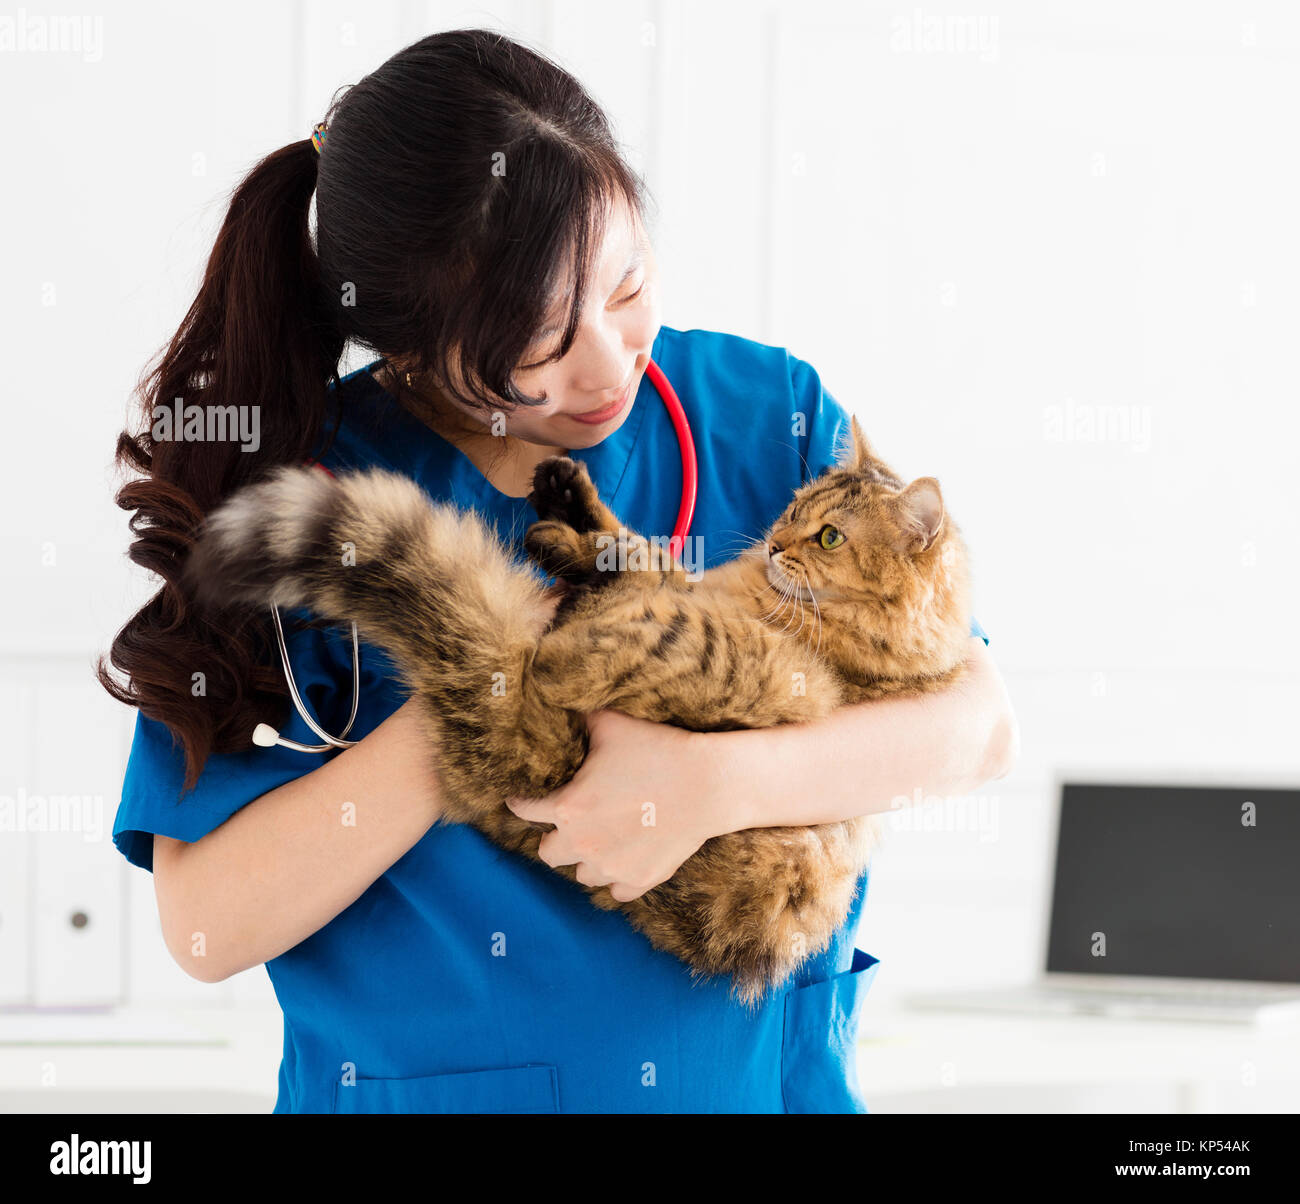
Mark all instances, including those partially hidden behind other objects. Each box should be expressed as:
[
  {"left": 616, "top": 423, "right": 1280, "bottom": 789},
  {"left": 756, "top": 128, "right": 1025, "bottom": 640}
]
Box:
[{"left": 1, "top": 0, "right": 1296, "bottom": 1021}]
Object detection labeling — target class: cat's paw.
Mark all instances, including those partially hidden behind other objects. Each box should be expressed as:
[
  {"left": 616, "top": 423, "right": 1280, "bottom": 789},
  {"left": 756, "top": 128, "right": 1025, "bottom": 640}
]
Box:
[
  {"left": 528, "top": 456, "right": 602, "bottom": 533},
  {"left": 523, "top": 519, "right": 587, "bottom": 580}
]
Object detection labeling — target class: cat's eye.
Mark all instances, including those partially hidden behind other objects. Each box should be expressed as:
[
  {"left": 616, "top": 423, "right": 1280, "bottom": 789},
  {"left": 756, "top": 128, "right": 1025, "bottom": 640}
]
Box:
[{"left": 817, "top": 525, "right": 845, "bottom": 550}]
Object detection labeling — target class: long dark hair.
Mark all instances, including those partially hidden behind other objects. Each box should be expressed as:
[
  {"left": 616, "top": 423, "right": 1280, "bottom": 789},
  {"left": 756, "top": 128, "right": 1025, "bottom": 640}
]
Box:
[{"left": 99, "top": 28, "right": 651, "bottom": 789}]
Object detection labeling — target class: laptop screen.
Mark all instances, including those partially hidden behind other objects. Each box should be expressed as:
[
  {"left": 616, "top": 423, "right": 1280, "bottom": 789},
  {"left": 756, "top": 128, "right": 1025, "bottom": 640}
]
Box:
[{"left": 1046, "top": 783, "right": 1300, "bottom": 983}]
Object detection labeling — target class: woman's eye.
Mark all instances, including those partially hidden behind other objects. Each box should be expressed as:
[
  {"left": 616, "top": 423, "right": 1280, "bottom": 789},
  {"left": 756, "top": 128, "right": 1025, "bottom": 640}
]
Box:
[
  {"left": 521, "top": 283, "right": 644, "bottom": 370},
  {"left": 519, "top": 335, "right": 560, "bottom": 371},
  {"left": 817, "top": 525, "right": 845, "bottom": 550}
]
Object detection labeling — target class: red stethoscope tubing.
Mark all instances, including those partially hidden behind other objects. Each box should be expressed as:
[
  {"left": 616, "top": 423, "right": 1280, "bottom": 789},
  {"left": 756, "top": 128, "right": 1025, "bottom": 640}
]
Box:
[{"left": 644, "top": 356, "right": 697, "bottom": 560}]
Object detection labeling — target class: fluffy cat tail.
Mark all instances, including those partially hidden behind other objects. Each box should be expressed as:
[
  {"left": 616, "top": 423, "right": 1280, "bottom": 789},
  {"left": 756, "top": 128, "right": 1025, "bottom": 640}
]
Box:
[{"left": 184, "top": 465, "right": 557, "bottom": 736}]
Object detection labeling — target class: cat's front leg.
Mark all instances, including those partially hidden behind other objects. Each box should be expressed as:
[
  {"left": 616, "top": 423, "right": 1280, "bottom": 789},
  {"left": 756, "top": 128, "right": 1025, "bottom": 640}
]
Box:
[
  {"left": 527, "top": 454, "right": 621, "bottom": 536},
  {"left": 525, "top": 455, "right": 679, "bottom": 588},
  {"left": 524, "top": 456, "right": 617, "bottom": 587}
]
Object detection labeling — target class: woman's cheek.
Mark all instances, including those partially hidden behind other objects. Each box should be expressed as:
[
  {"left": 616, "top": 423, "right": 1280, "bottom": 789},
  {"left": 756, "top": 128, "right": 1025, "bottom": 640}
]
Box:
[{"left": 635, "top": 279, "right": 662, "bottom": 342}]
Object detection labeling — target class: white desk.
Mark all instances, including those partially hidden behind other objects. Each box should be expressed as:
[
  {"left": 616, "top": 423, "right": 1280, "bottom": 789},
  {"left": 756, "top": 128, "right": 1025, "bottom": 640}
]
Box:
[
  {"left": 0, "top": 1005, "right": 282, "bottom": 1113},
  {"left": 857, "top": 1005, "right": 1300, "bottom": 1113}
]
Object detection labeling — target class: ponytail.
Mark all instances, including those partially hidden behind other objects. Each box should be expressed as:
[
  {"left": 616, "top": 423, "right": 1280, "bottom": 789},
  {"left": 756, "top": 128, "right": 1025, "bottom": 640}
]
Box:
[{"left": 98, "top": 138, "right": 345, "bottom": 790}]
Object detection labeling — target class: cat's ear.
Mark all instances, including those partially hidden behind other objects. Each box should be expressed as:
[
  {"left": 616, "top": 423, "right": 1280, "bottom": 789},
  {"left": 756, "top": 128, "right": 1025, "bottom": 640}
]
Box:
[
  {"left": 836, "top": 415, "right": 871, "bottom": 470},
  {"left": 838, "top": 415, "right": 900, "bottom": 481},
  {"left": 890, "top": 477, "right": 945, "bottom": 553}
]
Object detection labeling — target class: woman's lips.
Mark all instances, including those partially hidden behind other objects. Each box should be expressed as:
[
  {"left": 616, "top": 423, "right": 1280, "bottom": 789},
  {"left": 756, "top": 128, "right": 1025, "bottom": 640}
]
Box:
[{"left": 568, "top": 378, "right": 634, "bottom": 425}]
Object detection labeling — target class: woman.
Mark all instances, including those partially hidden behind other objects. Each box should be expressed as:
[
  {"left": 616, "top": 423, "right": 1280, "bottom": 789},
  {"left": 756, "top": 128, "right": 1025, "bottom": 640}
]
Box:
[{"left": 102, "top": 29, "right": 1017, "bottom": 1114}]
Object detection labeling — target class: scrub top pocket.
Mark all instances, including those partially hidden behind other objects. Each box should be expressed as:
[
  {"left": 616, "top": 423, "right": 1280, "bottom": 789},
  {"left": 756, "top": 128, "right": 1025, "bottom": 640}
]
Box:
[
  {"left": 331, "top": 1064, "right": 559, "bottom": 1114},
  {"left": 780, "top": 947, "right": 880, "bottom": 1114}
]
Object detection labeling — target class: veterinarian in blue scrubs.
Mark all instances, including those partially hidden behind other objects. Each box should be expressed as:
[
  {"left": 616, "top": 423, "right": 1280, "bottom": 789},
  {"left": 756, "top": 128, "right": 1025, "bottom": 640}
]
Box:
[{"left": 114, "top": 323, "right": 989, "bottom": 1113}]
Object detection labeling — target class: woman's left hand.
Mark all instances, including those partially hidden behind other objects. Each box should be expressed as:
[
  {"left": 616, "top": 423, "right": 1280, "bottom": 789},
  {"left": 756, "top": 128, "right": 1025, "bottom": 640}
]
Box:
[{"left": 505, "top": 709, "right": 728, "bottom": 903}]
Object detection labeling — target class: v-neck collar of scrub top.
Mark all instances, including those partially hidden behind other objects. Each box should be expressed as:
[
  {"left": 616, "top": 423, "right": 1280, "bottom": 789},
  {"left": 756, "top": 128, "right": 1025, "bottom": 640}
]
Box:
[{"left": 328, "top": 327, "right": 665, "bottom": 538}]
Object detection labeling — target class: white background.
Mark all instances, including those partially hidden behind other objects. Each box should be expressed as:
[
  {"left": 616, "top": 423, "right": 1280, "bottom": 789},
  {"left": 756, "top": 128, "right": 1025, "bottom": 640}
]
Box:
[{"left": 1, "top": 0, "right": 1297, "bottom": 1111}]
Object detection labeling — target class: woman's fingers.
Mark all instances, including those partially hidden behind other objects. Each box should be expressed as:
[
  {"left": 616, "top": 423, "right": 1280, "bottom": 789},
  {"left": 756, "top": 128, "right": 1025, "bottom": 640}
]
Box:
[
  {"left": 572, "top": 862, "right": 613, "bottom": 888},
  {"left": 535, "top": 828, "right": 576, "bottom": 869},
  {"left": 504, "top": 796, "right": 554, "bottom": 824},
  {"left": 509, "top": 794, "right": 649, "bottom": 898},
  {"left": 506, "top": 797, "right": 571, "bottom": 868}
]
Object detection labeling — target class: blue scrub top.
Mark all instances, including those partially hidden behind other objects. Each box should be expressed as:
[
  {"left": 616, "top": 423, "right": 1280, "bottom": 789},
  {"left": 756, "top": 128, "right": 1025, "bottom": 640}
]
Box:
[{"left": 114, "top": 325, "right": 989, "bottom": 1114}]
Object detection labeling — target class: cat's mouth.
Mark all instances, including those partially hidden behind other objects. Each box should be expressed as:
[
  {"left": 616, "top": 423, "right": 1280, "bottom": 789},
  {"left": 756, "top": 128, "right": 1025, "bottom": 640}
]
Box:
[{"left": 765, "top": 558, "right": 818, "bottom": 603}]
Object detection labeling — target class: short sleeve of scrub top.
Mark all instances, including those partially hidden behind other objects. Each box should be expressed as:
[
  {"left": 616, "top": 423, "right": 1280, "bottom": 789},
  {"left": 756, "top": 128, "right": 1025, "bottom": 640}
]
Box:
[
  {"left": 112, "top": 325, "right": 987, "bottom": 1114},
  {"left": 113, "top": 612, "right": 399, "bottom": 873}
]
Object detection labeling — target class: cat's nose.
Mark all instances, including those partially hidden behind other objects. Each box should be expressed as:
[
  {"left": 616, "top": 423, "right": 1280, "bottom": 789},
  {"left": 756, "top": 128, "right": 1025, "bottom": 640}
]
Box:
[{"left": 768, "top": 542, "right": 782, "bottom": 557}]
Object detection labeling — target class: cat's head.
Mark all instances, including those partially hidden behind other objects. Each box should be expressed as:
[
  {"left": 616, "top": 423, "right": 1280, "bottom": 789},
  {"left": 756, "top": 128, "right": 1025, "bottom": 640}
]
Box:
[{"left": 762, "top": 416, "right": 971, "bottom": 659}]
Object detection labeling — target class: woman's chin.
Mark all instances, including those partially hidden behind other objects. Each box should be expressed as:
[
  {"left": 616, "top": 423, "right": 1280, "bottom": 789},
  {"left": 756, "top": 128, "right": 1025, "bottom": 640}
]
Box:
[{"left": 556, "top": 399, "right": 636, "bottom": 448}]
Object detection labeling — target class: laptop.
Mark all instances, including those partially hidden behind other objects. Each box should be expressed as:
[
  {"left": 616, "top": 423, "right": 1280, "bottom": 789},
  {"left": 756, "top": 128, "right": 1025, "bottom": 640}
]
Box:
[{"left": 908, "top": 780, "right": 1300, "bottom": 1024}]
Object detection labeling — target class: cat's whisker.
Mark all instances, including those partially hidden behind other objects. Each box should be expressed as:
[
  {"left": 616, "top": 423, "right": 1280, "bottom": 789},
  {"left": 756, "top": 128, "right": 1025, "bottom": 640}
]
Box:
[
  {"left": 758, "top": 591, "right": 788, "bottom": 625},
  {"left": 785, "top": 587, "right": 806, "bottom": 639},
  {"left": 779, "top": 567, "right": 822, "bottom": 650},
  {"left": 764, "top": 595, "right": 788, "bottom": 627},
  {"left": 757, "top": 577, "right": 794, "bottom": 623},
  {"left": 808, "top": 585, "right": 824, "bottom": 659},
  {"left": 778, "top": 582, "right": 804, "bottom": 634},
  {"left": 763, "top": 435, "right": 815, "bottom": 484},
  {"left": 780, "top": 574, "right": 822, "bottom": 653},
  {"left": 714, "top": 528, "right": 764, "bottom": 546},
  {"left": 714, "top": 540, "right": 760, "bottom": 559},
  {"left": 789, "top": 595, "right": 806, "bottom": 638},
  {"left": 761, "top": 587, "right": 795, "bottom": 628}
]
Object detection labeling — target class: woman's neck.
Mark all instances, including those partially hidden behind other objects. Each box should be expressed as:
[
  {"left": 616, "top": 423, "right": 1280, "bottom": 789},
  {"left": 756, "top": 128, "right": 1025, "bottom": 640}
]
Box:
[{"left": 374, "top": 364, "right": 564, "bottom": 499}]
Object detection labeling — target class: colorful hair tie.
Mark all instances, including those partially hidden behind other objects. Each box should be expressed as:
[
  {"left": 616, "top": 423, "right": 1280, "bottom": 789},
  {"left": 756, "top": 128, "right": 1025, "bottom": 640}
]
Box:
[{"left": 310, "top": 122, "right": 328, "bottom": 154}]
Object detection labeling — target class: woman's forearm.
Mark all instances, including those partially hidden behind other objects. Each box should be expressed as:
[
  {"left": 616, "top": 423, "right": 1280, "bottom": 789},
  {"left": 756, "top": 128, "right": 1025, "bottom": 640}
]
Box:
[
  {"left": 697, "top": 637, "right": 1019, "bottom": 836},
  {"left": 152, "top": 697, "right": 441, "bottom": 982}
]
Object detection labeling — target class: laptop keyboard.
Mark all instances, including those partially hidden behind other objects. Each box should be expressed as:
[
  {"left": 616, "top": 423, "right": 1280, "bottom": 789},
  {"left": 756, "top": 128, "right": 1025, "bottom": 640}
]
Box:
[
  {"left": 1040, "top": 984, "right": 1300, "bottom": 1009},
  {"left": 907, "top": 982, "right": 1300, "bottom": 1022}
]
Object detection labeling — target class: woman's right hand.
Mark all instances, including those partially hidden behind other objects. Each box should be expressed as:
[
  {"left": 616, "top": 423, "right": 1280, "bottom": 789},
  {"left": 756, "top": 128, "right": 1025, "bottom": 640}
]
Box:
[{"left": 506, "top": 709, "right": 723, "bottom": 902}]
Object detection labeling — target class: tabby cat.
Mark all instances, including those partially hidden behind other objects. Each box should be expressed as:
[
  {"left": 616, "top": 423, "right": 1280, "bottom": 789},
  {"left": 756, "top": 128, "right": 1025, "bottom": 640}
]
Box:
[{"left": 185, "top": 416, "right": 974, "bottom": 1003}]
